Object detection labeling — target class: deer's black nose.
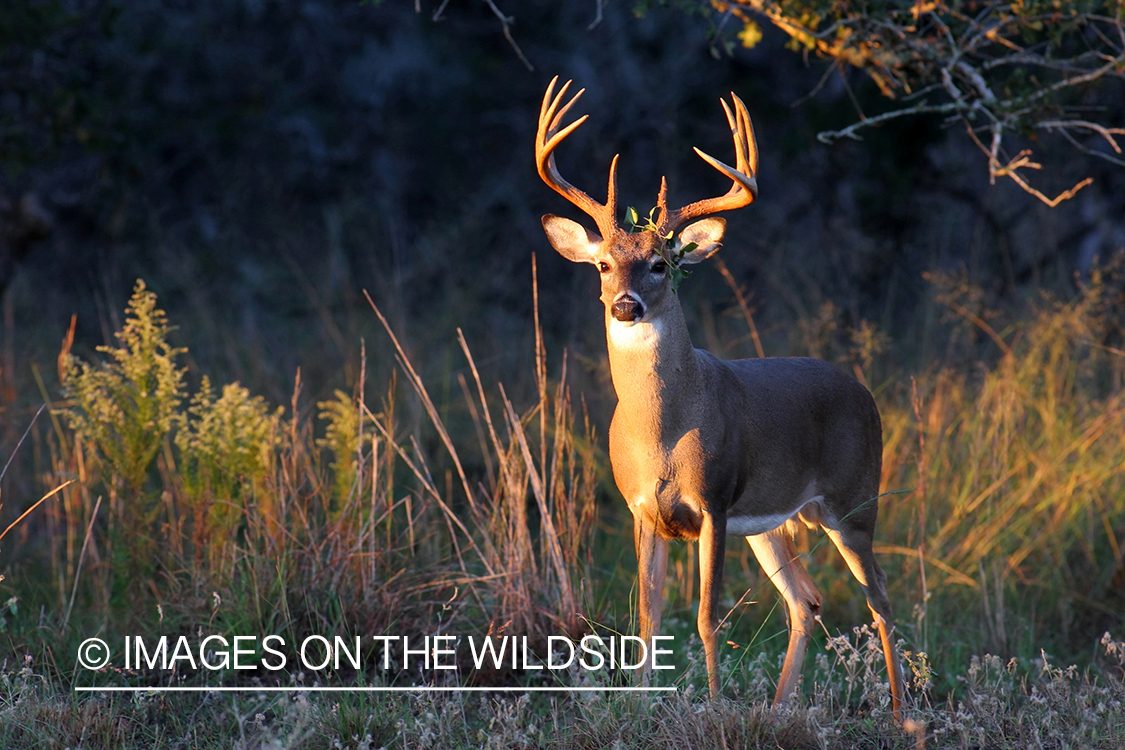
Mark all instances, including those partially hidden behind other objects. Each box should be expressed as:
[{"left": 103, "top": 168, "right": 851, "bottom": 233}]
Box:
[{"left": 612, "top": 295, "right": 644, "bottom": 322}]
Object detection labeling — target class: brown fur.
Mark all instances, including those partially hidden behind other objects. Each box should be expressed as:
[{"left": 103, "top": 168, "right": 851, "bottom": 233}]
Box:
[{"left": 535, "top": 79, "right": 904, "bottom": 721}]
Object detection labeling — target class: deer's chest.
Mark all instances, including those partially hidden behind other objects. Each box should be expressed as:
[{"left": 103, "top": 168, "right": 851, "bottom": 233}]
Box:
[{"left": 608, "top": 417, "right": 732, "bottom": 541}]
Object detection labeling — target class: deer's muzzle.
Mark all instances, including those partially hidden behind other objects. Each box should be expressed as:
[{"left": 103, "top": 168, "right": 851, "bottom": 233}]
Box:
[{"left": 612, "top": 295, "right": 644, "bottom": 322}]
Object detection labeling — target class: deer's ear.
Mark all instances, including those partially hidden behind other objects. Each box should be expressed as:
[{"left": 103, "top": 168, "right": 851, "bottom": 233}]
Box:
[
  {"left": 542, "top": 215, "right": 602, "bottom": 264},
  {"left": 677, "top": 218, "right": 726, "bottom": 265}
]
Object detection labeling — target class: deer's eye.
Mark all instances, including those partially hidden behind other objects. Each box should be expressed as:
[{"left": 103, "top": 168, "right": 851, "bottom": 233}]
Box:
[
  {"left": 651, "top": 260, "right": 667, "bottom": 275},
  {"left": 597, "top": 261, "right": 611, "bottom": 273}
]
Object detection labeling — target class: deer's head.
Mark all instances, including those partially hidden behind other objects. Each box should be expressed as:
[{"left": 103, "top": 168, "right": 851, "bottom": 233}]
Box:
[{"left": 536, "top": 78, "right": 758, "bottom": 326}]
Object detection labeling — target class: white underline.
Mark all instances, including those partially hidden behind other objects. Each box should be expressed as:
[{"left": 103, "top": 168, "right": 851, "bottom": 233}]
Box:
[{"left": 74, "top": 686, "right": 676, "bottom": 693}]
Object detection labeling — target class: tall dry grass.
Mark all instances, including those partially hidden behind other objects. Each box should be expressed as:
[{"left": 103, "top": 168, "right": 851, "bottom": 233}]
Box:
[
  {"left": 877, "top": 267, "right": 1125, "bottom": 656},
  {"left": 14, "top": 270, "right": 595, "bottom": 671}
]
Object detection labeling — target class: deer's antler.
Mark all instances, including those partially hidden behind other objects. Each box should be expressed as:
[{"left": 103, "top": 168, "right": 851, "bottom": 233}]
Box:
[
  {"left": 658, "top": 93, "right": 758, "bottom": 235},
  {"left": 535, "top": 76, "right": 619, "bottom": 238}
]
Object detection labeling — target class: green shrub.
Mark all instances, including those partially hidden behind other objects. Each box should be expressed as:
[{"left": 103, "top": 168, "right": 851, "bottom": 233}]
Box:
[
  {"left": 60, "top": 279, "right": 185, "bottom": 495},
  {"left": 317, "top": 389, "right": 360, "bottom": 511},
  {"left": 175, "top": 376, "right": 282, "bottom": 556}
]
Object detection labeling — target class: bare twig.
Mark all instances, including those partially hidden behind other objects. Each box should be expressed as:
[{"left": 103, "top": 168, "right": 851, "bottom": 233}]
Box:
[
  {"left": 0, "top": 480, "right": 72, "bottom": 542},
  {"left": 714, "top": 257, "right": 765, "bottom": 358},
  {"left": 790, "top": 62, "right": 837, "bottom": 108},
  {"left": 818, "top": 101, "right": 959, "bottom": 143},
  {"left": 962, "top": 120, "right": 1095, "bottom": 207},
  {"left": 62, "top": 495, "right": 101, "bottom": 632},
  {"left": 1051, "top": 126, "right": 1125, "bottom": 169},
  {"left": 838, "top": 66, "right": 867, "bottom": 121},
  {"left": 588, "top": 0, "right": 604, "bottom": 31},
  {"left": 482, "top": 0, "right": 534, "bottom": 71},
  {"left": 0, "top": 403, "right": 45, "bottom": 491},
  {"left": 1038, "top": 120, "right": 1125, "bottom": 153},
  {"left": 1000, "top": 164, "right": 1094, "bottom": 207},
  {"left": 900, "top": 82, "right": 945, "bottom": 102},
  {"left": 936, "top": 292, "right": 1012, "bottom": 357}
]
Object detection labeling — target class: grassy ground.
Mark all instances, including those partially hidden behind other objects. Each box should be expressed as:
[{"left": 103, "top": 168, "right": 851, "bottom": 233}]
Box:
[
  {"left": 1, "top": 635, "right": 1123, "bottom": 748},
  {"left": 1, "top": 264, "right": 1124, "bottom": 748}
]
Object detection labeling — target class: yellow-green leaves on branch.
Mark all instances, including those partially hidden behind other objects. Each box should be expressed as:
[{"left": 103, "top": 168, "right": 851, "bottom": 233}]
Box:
[{"left": 706, "top": 0, "right": 1125, "bottom": 206}]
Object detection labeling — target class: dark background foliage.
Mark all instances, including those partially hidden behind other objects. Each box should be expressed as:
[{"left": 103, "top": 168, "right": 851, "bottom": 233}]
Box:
[{"left": 4, "top": 0, "right": 1122, "bottom": 416}]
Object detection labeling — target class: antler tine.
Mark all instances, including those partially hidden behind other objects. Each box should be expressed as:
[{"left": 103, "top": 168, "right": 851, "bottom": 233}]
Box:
[
  {"left": 539, "top": 75, "right": 560, "bottom": 128},
  {"left": 547, "top": 84, "right": 584, "bottom": 134},
  {"left": 605, "top": 153, "right": 619, "bottom": 226},
  {"left": 719, "top": 99, "right": 745, "bottom": 173},
  {"left": 660, "top": 93, "right": 759, "bottom": 235},
  {"left": 732, "top": 92, "right": 759, "bottom": 175},
  {"left": 656, "top": 176, "right": 669, "bottom": 226},
  {"left": 541, "top": 78, "right": 583, "bottom": 139},
  {"left": 536, "top": 77, "right": 618, "bottom": 236}
]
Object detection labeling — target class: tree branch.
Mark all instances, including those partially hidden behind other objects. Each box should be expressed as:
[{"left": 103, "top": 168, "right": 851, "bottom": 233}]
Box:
[
  {"left": 482, "top": 0, "right": 533, "bottom": 71},
  {"left": 721, "top": 0, "right": 1125, "bottom": 206}
]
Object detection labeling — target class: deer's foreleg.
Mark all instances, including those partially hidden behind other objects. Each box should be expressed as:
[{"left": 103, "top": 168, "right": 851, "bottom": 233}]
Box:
[
  {"left": 697, "top": 511, "right": 727, "bottom": 697},
  {"left": 633, "top": 513, "right": 668, "bottom": 678}
]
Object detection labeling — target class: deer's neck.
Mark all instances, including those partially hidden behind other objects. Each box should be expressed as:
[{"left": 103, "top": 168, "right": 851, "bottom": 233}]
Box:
[{"left": 605, "top": 303, "right": 699, "bottom": 434}]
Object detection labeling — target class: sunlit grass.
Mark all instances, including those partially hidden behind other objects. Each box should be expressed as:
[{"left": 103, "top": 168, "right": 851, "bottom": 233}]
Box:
[{"left": 877, "top": 268, "right": 1125, "bottom": 662}]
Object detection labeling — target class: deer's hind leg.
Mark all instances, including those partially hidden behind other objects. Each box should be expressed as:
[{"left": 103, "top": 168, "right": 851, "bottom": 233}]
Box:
[
  {"left": 747, "top": 521, "right": 821, "bottom": 708},
  {"left": 823, "top": 523, "right": 905, "bottom": 720}
]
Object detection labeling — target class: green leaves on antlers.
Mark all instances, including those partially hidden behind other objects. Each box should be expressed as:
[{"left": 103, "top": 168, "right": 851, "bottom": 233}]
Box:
[{"left": 624, "top": 206, "right": 696, "bottom": 294}]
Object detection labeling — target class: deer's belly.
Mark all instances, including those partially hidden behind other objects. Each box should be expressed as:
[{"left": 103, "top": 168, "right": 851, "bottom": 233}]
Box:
[
  {"left": 639, "top": 474, "right": 829, "bottom": 539},
  {"left": 724, "top": 512, "right": 796, "bottom": 536},
  {"left": 725, "top": 480, "right": 830, "bottom": 537}
]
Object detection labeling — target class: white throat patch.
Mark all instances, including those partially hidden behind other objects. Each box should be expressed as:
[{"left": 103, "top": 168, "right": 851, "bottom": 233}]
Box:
[{"left": 608, "top": 316, "right": 664, "bottom": 350}]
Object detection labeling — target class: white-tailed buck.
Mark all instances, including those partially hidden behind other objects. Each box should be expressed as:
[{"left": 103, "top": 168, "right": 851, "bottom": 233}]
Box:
[{"left": 535, "top": 77, "right": 905, "bottom": 718}]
